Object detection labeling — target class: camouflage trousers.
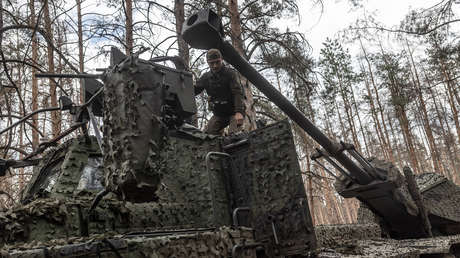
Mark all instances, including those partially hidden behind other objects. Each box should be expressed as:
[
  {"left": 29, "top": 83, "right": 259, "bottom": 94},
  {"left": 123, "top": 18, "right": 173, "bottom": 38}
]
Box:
[{"left": 205, "top": 115, "right": 232, "bottom": 135}]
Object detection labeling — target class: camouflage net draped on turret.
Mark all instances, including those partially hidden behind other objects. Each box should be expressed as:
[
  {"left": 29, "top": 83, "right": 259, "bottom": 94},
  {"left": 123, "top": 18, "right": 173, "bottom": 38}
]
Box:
[{"left": 103, "top": 56, "right": 167, "bottom": 203}]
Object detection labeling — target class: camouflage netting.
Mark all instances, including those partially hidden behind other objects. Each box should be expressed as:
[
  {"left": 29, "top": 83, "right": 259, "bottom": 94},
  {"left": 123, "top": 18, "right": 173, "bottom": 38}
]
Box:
[
  {"left": 224, "top": 121, "right": 317, "bottom": 256},
  {"left": 317, "top": 234, "right": 460, "bottom": 257},
  {"left": 368, "top": 158, "right": 418, "bottom": 216},
  {"left": 355, "top": 168, "right": 460, "bottom": 237},
  {"left": 103, "top": 56, "right": 167, "bottom": 203},
  {"left": 317, "top": 216, "right": 460, "bottom": 257},
  {"left": 126, "top": 134, "right": 231, "bottom": 229},
  {"left": 0, "top": 198, "right": 69, "bottom": 246},
  {"left": 315, "top": 223, "right": 381, "bottom": 249},
  {"left": 2, "top": 227, "right": 257, "bottom": 258},
  {"left": 417, "top": 172, "right": 460, "bottom": 225},
  {"left": 0, "top": 195, "right": 134, "bottom": 247},
  {"left": 336, "top": 158, "right": 419, "bottom": 217}
]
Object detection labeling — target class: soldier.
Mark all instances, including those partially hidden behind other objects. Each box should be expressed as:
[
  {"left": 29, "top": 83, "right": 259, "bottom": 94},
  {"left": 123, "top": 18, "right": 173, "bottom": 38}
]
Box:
[{"left": 195, "top": 49, "right": 245, "bottom": 135}]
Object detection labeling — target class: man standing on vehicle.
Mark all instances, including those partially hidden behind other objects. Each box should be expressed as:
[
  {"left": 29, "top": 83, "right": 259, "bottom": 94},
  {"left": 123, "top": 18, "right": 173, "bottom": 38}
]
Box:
[{"left": 195, "top": 49, "right": 245, "bottom": 135}]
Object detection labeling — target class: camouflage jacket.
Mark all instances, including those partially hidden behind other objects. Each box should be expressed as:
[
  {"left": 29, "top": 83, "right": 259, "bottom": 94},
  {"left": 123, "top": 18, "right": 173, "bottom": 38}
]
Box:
[{"left": 195, "top": 66, "right": 245, "bottom": 117}]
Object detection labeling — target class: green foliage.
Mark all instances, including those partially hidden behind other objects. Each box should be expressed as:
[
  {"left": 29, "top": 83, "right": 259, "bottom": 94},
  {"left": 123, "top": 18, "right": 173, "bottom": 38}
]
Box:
[
  {"left": 399, "top": 0, "right": 458, "bottom": 35},
  {"left": 318, "top": 38, "right": 359, "bottom": 111},
  {"left": 370, "top": 51, "right": 415, "bottom": 109}
]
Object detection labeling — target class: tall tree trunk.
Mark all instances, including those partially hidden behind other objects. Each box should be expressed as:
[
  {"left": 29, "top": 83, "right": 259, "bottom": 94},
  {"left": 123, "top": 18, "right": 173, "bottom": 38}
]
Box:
[
  {"left": 336, "top": 74, "right": 361, "bottom": 152},
  {"left": 324, "top": 109, "right": 339, "bottom": 140},
  {"left": 293, "top": 124, "right": 316, "bottom": 224},
  {"left": 16, "top": 32, "right": 25, "bottom": 189},
  {"left": 438, "top": 97, "right": 460, "bottom": 181},
  {"left": 290, "top": 85, "right": 319, "bottom": 224},
  {"left": 360, "top": 40, "right": 395, "bottom": 162},
  {"left": 307, "top": 171, "right": 315, "bottom": 225},
  {"left": 349, "top": 81, "right": 370, "bottom": 157},
  {"left": 227, "top": 0, "right": 256, "bottom": 133},
  {"left": 396, "top": 106, "right": 421, "bottom": 174},
  {"left": 76, "top": 0, "right": 84, "bottom": 103},
  {"left": 319, "top": 166, "right": 345, "bottom": 224},
  {"left": 373, "top": 77, "right": 395, "bottom": 162},
  {"left": 125, "top": 0, "right": 133, "bottom": 54},
  {"left": 228, "top": 0, "right": 244, "bottom": 56},
  {"left": 305, "top": 94, "right": 318, "bottom": 224},
  {"left": 29, "top": 0, "right": 40, "bottom": 149},
  {"left": 174, "top": 0, "right": 189, "bottom": 68},
  {"left": 432, "top": 37, "right": 460, "bottom": 147},
  {"left": 360, "top": 62, "right": 387, "bottom": 159},
  {"left": 322, "top": 113, "right": 347, "bottom": 224},
  {"left": 334, "top": 101, "right": 347, "bottom": 141},
  {"left": 314, "top": 191, "right": 326, "bottom": 224},
  {"left": 42, "top": 0, "right": 60, "bottom": 138},
  {"left": 387, "top": 113, "right": 403, "bottom": 169},
  {"left": 292, "top": 119, "right": 316, "bottom": 225},
  {"left": 425, "top": 71, "right": 459, "bottom": 180},
  {"left": 378, "top": 45, "right": 420, "bottom": 174},
  {"left": 438, "top": 86, "right": 460, "bottom": 180},
  {"left": 441, "top": 69, "right": 460, "bottom": 147},
  {"left": 214, "top": 0, "right": 223, "bottom": 17},
  {"left": 174, "top": 0, "right": 197, "bottom": 125},
  {"left": 406, "top": 42, "right": 442, "bottom": 174},
  {"left": 413, "top": 110, "right": 431, "bottom": 169}
]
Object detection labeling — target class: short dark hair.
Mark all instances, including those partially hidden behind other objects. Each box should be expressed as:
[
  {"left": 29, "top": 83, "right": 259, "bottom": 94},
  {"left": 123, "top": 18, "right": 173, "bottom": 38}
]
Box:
[{"left": 206, "top": 48, "right": 222, "bottom": 61}]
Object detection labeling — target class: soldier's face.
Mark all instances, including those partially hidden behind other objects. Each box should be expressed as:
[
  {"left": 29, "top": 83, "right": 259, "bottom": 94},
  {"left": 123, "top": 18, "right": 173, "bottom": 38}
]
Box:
[{"left": 207, "top": 58, "right": 223, "bottom": 73}]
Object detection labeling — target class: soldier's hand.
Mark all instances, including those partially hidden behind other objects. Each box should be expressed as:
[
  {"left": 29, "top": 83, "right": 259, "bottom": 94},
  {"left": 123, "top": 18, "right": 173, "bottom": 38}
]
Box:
[{"left": 234, "top": 112, "right": 244, "bottom": 127}]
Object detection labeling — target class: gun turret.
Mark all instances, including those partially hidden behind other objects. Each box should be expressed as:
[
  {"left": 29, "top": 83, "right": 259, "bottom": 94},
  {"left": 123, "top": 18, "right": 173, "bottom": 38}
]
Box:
[
  {"left": 182, "top": 9, "right": 460, "bottom": 239},
  {"left": 102, "top": 48, "right": 196, "bottom": 202},
  {"left": 1, "top": 49, "right": 196, "bottom": 204},
  {"left": 182, "top": 9, "right": 375, "bottom": 185}
]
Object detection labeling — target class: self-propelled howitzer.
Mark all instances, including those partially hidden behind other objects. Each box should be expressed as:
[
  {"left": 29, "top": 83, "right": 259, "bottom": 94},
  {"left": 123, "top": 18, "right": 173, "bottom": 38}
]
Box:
[
  {"left": 1, "top": 9, "right": 460, "bottom": 257},
  {"left": 0, "top": 46, "right": 316, "bottom": 257},
  {"left": 181, "top": 9, "right": 460, "bottom": 239}
]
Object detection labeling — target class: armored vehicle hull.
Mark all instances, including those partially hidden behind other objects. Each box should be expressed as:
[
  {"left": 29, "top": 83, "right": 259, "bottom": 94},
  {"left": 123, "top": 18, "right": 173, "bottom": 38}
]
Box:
[
  {"left": 2, "top": 120, "right": 460, "bottom": 258},
  {"left": 0, "top": 120, "right": 316, "bottom": 257},
  {"left": 2, "top": 8, "right": 460, "bottom": 256}
]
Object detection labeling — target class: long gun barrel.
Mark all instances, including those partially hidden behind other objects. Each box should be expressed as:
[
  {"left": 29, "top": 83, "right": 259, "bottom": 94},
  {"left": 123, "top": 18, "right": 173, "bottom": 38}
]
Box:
[
  {"left": 181, "top": 9, "right": 460, "bottom": 240},
  {"left": 182, "top": 9, "right": 373, "bottom": 185}
]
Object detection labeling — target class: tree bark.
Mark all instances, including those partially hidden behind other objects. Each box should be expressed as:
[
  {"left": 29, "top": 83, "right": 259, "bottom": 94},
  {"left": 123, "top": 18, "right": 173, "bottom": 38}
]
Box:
[
  {"left": 42, "top": 0, "right": 60, "bottom": 138},
  {"left": 378, "top": 45, "right": 420, "bottom": 174},
  {"left": 334, "top": 100, "right": 347, "bottom": 142},
  {"left": 360, "top": 62, "right": 387, "bottom": 159},
  {"left": 406, "top": 43, "right": 441, "bottom": 174},
  {"left": 336, "top": 74, "right": 361, "bottom": 152},
  {"left": 29, "top": 0, "right": 40, "bottom": 149},
  {"left": 424, "top": 70, "right": 459, "bottom": 181},
  {"left": 349, "top": 81, "right": 370, "bottom": 157},
  {"left": 434, "top": 105, "right": 457, "bottom": 180},
  {"left": 174, "top": 0, "right": 189, "bottom": 68},
  {"left": 293, "top": 124, "right": 317, "bottom": 225},
  {"left": 16, "top": 33, "right": 25, "bottom": 189},
  {"left": 397, "top": 105, "right": 421, "bottom": 174},
  {"left": 387, "top": 112, "right": 403, "bottom": 169},
  {"left": 227, "top": 0, "right": 256, "bottom": 133},
  {"left": 125, "top": 0, "right": 133, "bottom": 54},
  {"left": 431, "top": 38, "right": 460, "bottom": 148},
  {"left": 228, "top": 0, "right": 244, "bottom": 56},
  {"left": 308, "top": 172, "right": 315, "bottom": 225},
  {"left": 360, "top": 40, "right": 395, "bottom": 163},
  {"left": 441, "top": 68, "right": 460, "bottom": 147},
  {"left": 76, "top": 0, "right": 84, "bottom": 103},
  {"left": 438, "top": 95, "right": 460, "bottom": 181}
]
